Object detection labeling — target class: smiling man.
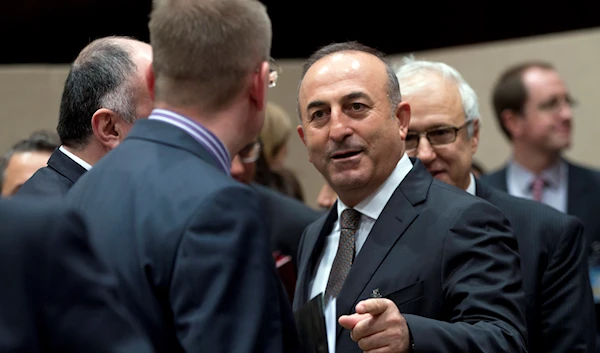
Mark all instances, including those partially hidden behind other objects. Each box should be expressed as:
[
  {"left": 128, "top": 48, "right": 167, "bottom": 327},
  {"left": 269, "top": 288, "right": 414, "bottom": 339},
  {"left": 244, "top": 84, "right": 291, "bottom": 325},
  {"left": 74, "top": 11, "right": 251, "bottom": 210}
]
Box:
[
  {"left": 292, "top": 41, "right": 527, "bottom": 353},
  {"left": 396, "top": 57, "right": 595, "bottom": 353}
]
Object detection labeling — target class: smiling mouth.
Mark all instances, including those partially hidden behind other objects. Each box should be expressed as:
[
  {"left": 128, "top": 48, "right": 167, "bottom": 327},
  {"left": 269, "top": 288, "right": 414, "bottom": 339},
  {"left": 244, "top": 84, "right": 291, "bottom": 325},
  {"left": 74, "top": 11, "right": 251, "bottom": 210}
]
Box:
[{"left": 331, "top": 150, "right": 361, "bottom": 160}]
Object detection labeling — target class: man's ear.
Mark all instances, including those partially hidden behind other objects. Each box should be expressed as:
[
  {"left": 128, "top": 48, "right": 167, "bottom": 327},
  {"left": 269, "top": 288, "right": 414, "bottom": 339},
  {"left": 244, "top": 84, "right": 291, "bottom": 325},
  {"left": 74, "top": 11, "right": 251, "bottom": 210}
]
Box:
[
  {"left": 146, "top": 64, "right": 155, "bottom": 101},
  {"left": 91, "top": 108, "right": 121, "bottom": 150},
  {"left": 250, "top": 61, "right": 269, "bottom": 111},
  {"left": 297, "top": 124, "right": 306, "bottom": 145},
  {"left": 395, "top": 101, "right": 411, "bottom": 140},
  {"left": 501, "top": 109, "right": 522, "bottom": 139}
]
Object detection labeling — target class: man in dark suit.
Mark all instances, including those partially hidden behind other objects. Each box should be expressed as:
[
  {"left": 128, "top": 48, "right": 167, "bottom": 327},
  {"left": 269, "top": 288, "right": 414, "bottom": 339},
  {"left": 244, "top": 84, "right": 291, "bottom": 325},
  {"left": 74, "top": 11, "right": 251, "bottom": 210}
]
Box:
[
  {"left": 396, "top": 57, "right": 595, "bottom": 352},
  {"left": 293, "top": 41, "right": 527, "bottom": 353},
  {"left": 66, "top": 0, "right": 300, "bottom": 352},
  {"left": 0, "top": 198, "right": 153, "bottom": 353},
  {"left": 16, "top": 36, "right": 153, "bottom": 198},
  {"left": 481, "top": 61, "right": 600, "bottom": 258}
]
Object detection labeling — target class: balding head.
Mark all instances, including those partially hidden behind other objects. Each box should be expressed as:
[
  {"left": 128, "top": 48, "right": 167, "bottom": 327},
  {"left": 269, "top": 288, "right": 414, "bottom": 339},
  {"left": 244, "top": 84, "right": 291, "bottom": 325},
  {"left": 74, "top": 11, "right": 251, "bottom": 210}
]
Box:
[{"left": 58, "top": 36, "right": 153, "bottom": 149}]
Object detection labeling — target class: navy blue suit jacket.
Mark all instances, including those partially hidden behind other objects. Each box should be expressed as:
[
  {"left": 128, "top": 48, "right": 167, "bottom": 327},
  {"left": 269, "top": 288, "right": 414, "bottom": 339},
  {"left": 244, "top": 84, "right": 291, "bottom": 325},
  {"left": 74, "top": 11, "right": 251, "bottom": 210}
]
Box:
[
  {"left": 16, "top": 148, "right": 86, "bottom": 198},
  {"left": 293, "top": 160, "right": 528, "bottom": 353},
  {"left": 0, "top": 198, "right": 153, "bottom": 353},
  {"left": 66, "top": 118, "right": 301, "bottom": 353},
  {"left": 476, "top": 179, "right": 595, "bottom": 353}
]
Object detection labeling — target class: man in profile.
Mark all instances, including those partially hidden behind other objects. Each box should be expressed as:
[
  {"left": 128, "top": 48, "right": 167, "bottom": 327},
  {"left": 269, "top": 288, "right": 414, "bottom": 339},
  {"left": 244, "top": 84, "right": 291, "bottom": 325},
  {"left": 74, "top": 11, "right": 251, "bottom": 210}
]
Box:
[{"left": 17, "top": 36, "right": 153, "bottom": 197}]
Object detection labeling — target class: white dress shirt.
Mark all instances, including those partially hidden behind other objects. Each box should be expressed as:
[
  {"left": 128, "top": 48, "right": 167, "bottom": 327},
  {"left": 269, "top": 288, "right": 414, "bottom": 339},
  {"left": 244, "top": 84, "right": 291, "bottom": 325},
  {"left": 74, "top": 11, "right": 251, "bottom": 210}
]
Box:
[
  {"left": 466, "top": 172, "right": 476, "bottom": 196},
  {"left": 309, "top": 153, "right": 413, "bottom": 353},
  {"left": 506, "top": 159, "right": 567, "bottom": 212},
  {"left": 59, "top": 145, "right": 92, "bottom": 171}
]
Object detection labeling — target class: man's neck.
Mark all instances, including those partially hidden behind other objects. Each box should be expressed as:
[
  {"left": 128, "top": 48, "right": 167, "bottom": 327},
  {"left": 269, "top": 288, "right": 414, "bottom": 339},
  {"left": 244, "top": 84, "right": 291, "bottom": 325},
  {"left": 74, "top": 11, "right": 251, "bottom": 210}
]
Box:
[
  {"left": 154, "top": 102, "right": 250, "bottom": 158},
  {"left": 61, "top": 145, "right": 99, "bottom": 167},
  {"left": 512, "top": 144, "right": 561, "bottom": 174}
]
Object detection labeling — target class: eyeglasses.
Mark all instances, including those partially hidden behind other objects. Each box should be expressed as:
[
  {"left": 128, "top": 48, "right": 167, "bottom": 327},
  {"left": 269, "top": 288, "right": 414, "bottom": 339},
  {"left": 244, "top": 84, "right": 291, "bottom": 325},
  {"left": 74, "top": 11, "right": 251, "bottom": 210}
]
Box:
[
  {"left": 269, "top": 57, "right": 282, "bottom": 88},
  {"left": 536, "top": 95, "right": 577, "bottom": 114},
  {"left": 406, "top": 121, "right": 471, "bottom": 151},
  {"left": 238, "top": 141, "right": 262, "bottom": 163}
]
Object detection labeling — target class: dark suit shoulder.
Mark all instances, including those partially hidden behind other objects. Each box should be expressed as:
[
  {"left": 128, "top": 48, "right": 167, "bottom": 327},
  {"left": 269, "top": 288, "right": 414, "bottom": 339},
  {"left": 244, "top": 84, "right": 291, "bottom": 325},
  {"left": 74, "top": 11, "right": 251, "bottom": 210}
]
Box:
[
  {"left": 16, "top": 166, "right": 73, "bottom": 198},
  {"left": 481, "top": 183, "right": 581, "bottom": 246},
  {"left": 252, "top": 183, "right": 320, "bottom": 224},
  {"left": 480, "top": 165, "right": 508, "bottom": 189},
  {"left": 428, "top": 179, "right": 508, "bottom": 226},
  {"left": 16, "top": 149, "right": 86, "bottom": 198},
  {"left": 568, "top": 160, "right": 600, "bottom": 182}
]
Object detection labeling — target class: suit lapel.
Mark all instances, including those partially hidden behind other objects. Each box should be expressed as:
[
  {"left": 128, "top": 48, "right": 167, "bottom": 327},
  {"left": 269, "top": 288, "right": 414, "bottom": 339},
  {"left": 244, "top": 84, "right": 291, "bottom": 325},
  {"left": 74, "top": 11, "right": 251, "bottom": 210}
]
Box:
[
  {"left": 295, "top": 207, "right": 338, "bottom": 307},
  {"left": 335, "top": 159, "right": 429, "bottom": 340},
  {"left": 48, "top": 148, "right": 87, "bottom": 184}
]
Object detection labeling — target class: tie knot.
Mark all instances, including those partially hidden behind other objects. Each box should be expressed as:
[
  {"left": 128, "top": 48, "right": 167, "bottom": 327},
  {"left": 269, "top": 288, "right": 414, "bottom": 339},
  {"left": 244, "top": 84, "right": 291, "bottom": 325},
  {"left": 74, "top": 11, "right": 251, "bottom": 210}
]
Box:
[
  {"left": 531, "top": 176, "right": 547, "bottom": 190},
  {"left": 341, "top": 208, "right": 361, "bottom": 230}
]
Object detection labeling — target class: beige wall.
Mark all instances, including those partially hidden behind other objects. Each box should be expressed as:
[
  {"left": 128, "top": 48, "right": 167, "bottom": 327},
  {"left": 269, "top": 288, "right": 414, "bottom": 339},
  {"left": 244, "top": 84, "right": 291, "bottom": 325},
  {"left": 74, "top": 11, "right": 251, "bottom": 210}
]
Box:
[{"left": 2, "top": 27, "right": 599, "bottom": 208}]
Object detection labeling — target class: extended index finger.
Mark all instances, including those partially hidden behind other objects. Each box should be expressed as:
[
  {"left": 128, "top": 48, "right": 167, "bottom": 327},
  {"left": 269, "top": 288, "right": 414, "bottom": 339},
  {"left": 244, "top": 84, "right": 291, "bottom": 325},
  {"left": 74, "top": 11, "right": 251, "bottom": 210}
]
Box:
[{"left": 355, "top": 298, "right": 392, "bottom": 316}]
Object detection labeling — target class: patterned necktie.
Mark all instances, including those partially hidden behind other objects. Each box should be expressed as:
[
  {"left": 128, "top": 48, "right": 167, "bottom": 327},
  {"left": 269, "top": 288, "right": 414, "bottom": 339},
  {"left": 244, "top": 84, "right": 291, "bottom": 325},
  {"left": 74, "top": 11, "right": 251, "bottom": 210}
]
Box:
[
  {"left": 325, "top": 208, "right": 361, "bottom": 300},
  {"left": 531, "top": 176, "right": 546, "bottom": 202}
]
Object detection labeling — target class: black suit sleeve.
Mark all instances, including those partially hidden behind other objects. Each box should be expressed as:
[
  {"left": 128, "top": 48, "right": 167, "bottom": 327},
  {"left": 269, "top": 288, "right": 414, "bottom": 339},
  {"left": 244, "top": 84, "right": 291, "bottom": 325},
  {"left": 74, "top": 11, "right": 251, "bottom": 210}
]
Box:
[
  {"left": 541, "top": 216, "right": 596, "bottom": 353},
  {"left": 169, "top": 185, "right": 285, "bottom": 353},
  {"left": 42, "top": 208, "right": 153, "bottom": 353},
  {"left": 404, "top": 200, "right": 528, "bottom": 353}
]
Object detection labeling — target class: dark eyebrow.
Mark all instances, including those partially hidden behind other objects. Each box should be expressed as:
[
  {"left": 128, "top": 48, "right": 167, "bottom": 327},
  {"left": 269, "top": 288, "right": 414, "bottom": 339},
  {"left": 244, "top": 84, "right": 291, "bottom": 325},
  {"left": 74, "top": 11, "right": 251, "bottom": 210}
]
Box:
[
  {"left": 306, "top": 100, "right": 327, "bottom": 114},
  {"left": 305, "top": 91, "right": 372, "bottom": 114},
  {"left": 343, "top": 91, "right": 371, "bottom": 102}
]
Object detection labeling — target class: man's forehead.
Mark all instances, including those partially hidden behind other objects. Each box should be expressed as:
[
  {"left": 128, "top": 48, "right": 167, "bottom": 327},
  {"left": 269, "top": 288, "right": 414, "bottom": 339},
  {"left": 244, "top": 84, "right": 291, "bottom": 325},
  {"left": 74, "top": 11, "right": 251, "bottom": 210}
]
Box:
[
  {"left": 300, "top": 51, "right": 384, "bottom": 101},
  {"left": 523, "top": 68, "right": 566, "bottom": 95}
]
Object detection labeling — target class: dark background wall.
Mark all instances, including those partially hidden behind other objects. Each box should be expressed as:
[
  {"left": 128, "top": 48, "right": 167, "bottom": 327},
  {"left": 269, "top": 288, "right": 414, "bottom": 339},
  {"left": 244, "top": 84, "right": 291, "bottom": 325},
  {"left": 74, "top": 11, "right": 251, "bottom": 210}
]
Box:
[{"left": 1, "top": 0, "right": 599, "bottom": 64}]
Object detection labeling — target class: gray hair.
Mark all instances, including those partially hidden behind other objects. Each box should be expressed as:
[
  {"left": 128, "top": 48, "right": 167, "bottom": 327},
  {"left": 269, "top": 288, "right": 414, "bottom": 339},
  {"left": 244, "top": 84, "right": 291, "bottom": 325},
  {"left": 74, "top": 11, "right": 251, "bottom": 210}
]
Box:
[
  {"left": 58, "top": 36, "right": 139, "bottom": 148},
  {"left": 395, "top": 56, "right": 480, "bottom": 137}
]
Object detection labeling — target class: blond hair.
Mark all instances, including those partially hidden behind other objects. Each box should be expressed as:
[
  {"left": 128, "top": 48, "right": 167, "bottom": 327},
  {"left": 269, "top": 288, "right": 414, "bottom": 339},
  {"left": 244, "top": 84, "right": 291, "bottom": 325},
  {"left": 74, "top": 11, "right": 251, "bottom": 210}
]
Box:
[
  {"left": 260, "top": 103, "right": 293, "bottom": 167},
  {"left": 149, "top": 0, "right": 272, "bottom": 111}
]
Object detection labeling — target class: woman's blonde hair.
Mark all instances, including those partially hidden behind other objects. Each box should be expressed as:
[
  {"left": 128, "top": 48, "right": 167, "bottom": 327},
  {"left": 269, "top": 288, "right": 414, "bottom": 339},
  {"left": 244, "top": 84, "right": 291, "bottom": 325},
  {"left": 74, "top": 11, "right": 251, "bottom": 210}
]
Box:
[{"left": 260, "top": 102, "right": 293, "bottom": 167}]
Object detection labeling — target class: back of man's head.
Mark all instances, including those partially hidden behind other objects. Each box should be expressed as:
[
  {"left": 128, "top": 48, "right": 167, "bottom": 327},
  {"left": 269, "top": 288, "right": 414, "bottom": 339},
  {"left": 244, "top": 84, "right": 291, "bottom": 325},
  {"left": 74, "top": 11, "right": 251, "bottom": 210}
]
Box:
[
  {"left": 148, "top": 0, "right": 272, "bottom": 112},
  {"left": 57, "top": 36, "right": 141, "bottom": 149}
]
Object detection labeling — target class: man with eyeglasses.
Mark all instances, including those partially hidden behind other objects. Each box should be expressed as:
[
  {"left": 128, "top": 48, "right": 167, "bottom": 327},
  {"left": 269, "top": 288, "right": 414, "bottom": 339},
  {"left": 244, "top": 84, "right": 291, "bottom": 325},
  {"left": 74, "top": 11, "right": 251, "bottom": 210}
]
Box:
[
  {"left": 396, "top": 57, "right": 596, "bottom": 353},
  {"left": 483, "top": 61, "right": 600, "bottom": 349}
]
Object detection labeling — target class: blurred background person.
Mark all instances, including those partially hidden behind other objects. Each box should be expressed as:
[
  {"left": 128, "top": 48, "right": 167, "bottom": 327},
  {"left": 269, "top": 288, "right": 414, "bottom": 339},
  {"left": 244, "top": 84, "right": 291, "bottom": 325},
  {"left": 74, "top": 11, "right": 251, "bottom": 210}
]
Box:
[
  {"left": 254, "top": 102, "right": 306, "bottom": 201},
  {"left": 316, "top": 181, "right": 337, "bottom": 210},
  {"left": 230, "top": 138, "right": 320, "bottom": 301},
  {"left": 0, "top": 130, "right": 59, "bottom": 197}
]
